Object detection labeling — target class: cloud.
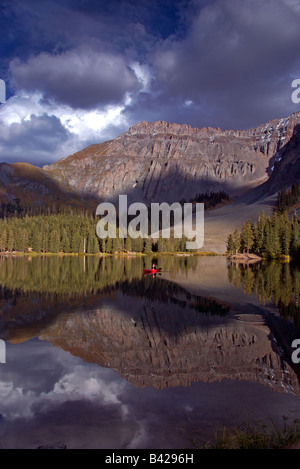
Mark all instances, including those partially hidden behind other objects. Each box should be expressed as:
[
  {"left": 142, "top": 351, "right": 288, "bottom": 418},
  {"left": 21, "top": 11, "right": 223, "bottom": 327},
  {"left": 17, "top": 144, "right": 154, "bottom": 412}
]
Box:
[
  {"left": 9, "top": 48, "right": 141, "bottom": 109},
  {"left": 1, "top": 0, "right": 300, "bottom": 166},
  {"left": 1, "top": 113, "right": 69, "bottom": 151},
  {"left": 154, "top": 0, "right": 300, "bottom": 90},
  {"left": 0, "top": 360, "right": 128, "bottom": 421},
  {"left": 148, "top": 0, "right": 300, "bottom": 128},
  {"left": 0, "top": 111, "right": 71, "bottom": 164},
  {"left": 0, "top": 91, "right": 132, "bottom": 165}
]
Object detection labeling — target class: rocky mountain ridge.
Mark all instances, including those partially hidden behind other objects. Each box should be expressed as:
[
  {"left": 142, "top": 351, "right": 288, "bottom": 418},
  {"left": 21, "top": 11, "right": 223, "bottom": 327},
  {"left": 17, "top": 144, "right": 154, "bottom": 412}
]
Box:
[
  {"left": 43, "top": 111, "right": 300, "bottom": 204},
  {"left": 0, "top": 161, "right": 96, "bottom": 211},
  {"left": 1, "top": 111, "right": 300, "bottom": 251},
  {"left": 38, "top": 295, "right": 300, "bottom": 394}
]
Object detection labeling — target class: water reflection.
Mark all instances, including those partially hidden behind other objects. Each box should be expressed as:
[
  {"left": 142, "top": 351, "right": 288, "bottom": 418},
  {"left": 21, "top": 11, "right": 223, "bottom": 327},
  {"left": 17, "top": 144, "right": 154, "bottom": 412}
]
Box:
[
  {"left": 0, "top": 255, "right": 299, "bottom": 395},
  {"left": 228, "top": 260, "right": 300, "bottom": 327},
  {"left": 1, "top": 255, "right": 300, "bottom": 449},
  {"left": 0, "top": 255, "right": 199, "bottom": 296},
  {"left": 227, "top": 261, "right": 300, "bottom": 313},
  {"left": 0, "top": 256, "right": 228, "bottom": 341}
]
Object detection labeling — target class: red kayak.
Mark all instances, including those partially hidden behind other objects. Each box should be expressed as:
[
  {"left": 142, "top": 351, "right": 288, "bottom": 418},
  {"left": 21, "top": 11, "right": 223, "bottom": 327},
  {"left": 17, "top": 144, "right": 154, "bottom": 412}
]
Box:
[{"left": 143, "top": 268, "right": 161, "bottom": 274}]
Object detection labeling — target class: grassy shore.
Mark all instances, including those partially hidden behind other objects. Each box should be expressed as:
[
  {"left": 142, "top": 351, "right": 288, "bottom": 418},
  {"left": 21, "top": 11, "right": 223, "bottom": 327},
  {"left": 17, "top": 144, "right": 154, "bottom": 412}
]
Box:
[{"left": 192, "top": 418, "right": 300, "bottom": 449}]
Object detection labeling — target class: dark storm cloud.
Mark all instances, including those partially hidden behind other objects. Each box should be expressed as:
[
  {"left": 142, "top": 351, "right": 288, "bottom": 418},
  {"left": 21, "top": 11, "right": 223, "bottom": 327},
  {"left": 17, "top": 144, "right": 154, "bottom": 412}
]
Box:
[
  {"left": 5, "top": 0, "right": 300, "bottom": 126},
  {"left": 0, "top": 114, "right": 72, "bottom": 163},
  {"left": 10, "top": 48, "right": 141, "bottom": 109},
  {"left": 2, "top": 0, "right": 185, "bottom": 60},
  {"left": 155, "top": 0, "right": 300, "bottom": 89},
  {"left": 147, "top": 0, "right": 300, "bottom": 129},
  {"left": 1, "top": 0, "right": 300, "bottom": 166},
  {"left": 4, "top": 0, "right": 185, "bottom": 109}
]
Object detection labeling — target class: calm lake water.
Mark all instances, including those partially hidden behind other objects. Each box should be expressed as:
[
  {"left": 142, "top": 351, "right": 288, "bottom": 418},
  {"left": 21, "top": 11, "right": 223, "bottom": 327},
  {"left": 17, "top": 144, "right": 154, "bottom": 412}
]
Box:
[{"left": 0, "top": 254, "right": 300, "bottom": 449}]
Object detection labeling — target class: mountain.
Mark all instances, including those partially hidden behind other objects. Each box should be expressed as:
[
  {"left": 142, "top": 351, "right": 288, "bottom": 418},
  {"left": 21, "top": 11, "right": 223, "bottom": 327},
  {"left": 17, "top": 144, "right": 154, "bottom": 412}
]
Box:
[
  {"left": 0, "top": 161, "right": 97, "bottom": 212},
  {"left": 1, "top": 111, "right": 300, "bottom": 251},
  {"left": 1, "top": 274, "right": 298, "bottom": 395},
  {"left": 43, "top": 112, "right": 300, "bottom": 204},
  {"left": 39, "top": 298, "right": 299, "bottom": 393}
]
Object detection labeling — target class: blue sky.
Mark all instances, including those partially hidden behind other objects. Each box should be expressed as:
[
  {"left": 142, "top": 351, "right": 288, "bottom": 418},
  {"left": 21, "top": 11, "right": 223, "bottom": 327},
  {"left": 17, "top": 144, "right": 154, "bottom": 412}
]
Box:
[{"left": 0, "top": 0, "right": 300, "bottom": 166}]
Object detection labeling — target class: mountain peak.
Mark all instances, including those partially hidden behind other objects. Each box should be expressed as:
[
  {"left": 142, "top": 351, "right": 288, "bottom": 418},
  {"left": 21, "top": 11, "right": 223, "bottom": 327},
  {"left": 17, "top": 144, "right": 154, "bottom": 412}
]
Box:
[
  {"left": 43, "top": 112, "right": 300, "bottom": 206},
  {"left": 2, "top": 112, "right": 300, "bottom": 253},
  {"left": 125, "top": 120, "right": 221, "bottom": 137}
]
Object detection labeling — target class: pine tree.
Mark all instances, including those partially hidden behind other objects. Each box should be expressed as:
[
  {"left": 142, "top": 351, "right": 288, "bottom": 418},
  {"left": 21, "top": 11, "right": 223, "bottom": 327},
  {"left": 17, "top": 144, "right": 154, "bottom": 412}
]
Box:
[
  {"left": 263, "top": 221, "right": 272, "bottom": 256},
  {"left": 291, "top": 215, "right": 300, "bottom": 259},
  {"left": 179, "top": 236, "right": 187, "bottom": 252},
  {"left": 87, "top": 234, "right": 99, "bottom": 254},
  {"left": 19, "top": 228, "right": 29, "bottom": 252},
  {"left": 270, "top": 212, "right": 281, "bottom": 256},
  {"left": 232, "top": 229, "right": 241, "bottom": 254},
  {"left": 132, "top": 236, "right": 143, "bottom": 253},
  {"left": 240, "top": 221, "right": 254, "bottom": 253},
  {"left": 227, "top": 234, "right": 235, "bottom": 254},
  {"left": 111, "top": 237, "right": 120, "bottom": 253},
  {"left": 143, "top": 237, "right": 152, "bottom": 254},
  {"left": 105, "top": 236, "right": 113, "bottom": 254},
  {"left": 0, "top": 228, "right": 7, "bottom": 252},
  {"left": 254, "top": 211, "right": 267, "bottom": 253},
  {"left": 78, "top": 237, "right": 85, "bottom": 254},
  {"left": 99, "top": 237, "right": 106, "bottom": 253},
  {"left": 7, "top": 228, "right": 15, "bottom": 251},
  {"left": 279, "top": 211, "right": 291, "bottom": 256},
  {"left": 173, "top": 237, "right": 181, "bottom": 252},
  {"left": 61, "top": 229, "right": 70, "bottom": 253},
  {"left": 125, "top": 236, "right": 132, "bottom": 252},
  {"left": 157, "top": 237, "right": 165, "bottom": 253},
  {"left": 71, "top": 230, "right": 81, "bottom": 253},
  {"left": 262, "top": 219, "right": 280, "bottom": 257},
  {"left": 49, "top": 230, "right": 59, "bottom": 253}
]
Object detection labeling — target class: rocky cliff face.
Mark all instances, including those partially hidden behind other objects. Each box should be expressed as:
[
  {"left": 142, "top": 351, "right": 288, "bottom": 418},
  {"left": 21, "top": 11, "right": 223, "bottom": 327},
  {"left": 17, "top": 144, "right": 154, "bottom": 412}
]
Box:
[
  {"left": 38, "top": 292, "right": 300, "bottom": 395},
  {"left": 1, "top": 113, "right": 299, "bottom": 208},
  {"left": 43, "top": 112, "right": 300, "bottom": 203},
  {"left": 256, "top": 118, "right": 300, "bottom": 197},
  {"left": 1, "top": 112, "right": 300, "bottom": 252}
]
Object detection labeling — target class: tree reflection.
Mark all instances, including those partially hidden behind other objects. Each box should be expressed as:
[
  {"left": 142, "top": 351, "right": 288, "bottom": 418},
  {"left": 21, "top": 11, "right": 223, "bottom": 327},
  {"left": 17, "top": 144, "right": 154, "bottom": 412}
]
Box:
[
  {"left": 0, "top": 255, "right": 229, "bottom": 333},
  {"left": 228, "top": 261, "right": 300, "bottom": 325}
]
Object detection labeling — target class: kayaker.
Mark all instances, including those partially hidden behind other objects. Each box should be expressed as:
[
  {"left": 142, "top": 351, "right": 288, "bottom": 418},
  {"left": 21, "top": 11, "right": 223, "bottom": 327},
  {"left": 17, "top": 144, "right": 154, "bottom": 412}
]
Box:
[{"left": 152, "top": 262, "right": 157, "bottom": 269}]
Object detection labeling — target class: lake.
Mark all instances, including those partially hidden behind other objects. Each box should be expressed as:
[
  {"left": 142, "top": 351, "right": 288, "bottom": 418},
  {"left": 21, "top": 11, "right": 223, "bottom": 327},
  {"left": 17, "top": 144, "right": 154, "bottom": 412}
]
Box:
[{"left": 0, "top": 254, "right": 300, "bottom": 449}]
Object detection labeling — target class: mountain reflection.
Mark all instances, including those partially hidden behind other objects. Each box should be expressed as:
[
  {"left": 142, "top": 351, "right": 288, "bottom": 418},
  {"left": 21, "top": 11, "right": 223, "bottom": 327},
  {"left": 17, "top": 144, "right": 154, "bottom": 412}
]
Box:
[
  {"left": 0, "top": 255, "right": 228, "bottom": 334},
  {"left": 0, "top": 255, "right": 299, "bottom": 394}
]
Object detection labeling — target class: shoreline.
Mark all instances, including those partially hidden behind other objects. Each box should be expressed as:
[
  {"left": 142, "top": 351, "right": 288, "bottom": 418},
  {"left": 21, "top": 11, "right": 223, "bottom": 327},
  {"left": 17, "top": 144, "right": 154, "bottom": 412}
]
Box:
[
  {"left": 228, "top": 252, "right": 291, "bottom": 262},
  {"left": 228, "top": 253, "right": 263, "bottom": 261},
  {"left": 0, "top": 250, "right": 223, "bottom": 258}
]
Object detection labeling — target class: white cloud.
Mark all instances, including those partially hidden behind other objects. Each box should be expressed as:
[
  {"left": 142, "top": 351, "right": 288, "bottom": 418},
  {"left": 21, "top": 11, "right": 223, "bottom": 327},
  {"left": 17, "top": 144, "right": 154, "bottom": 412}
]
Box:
[
  {"left": 9, "top": 48, "right": 141, "bottom": 109},
  {"left": 282, "top": 0, "right": 300, "bottom": 15},
  {"left": 0, "top": 90, "right": 132, "bottom": 165},
  {"left": 0, "top": 45, "right": 156, "bottom": 165},
  {"left": 129, "top": 62, "right": 153, "bottom": 92},
  {"left": 0, "top": 380, "right": 36, "bottom": 419},
  {"left": 0, "top": 365, "right": 128, "bottom": 421}
]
